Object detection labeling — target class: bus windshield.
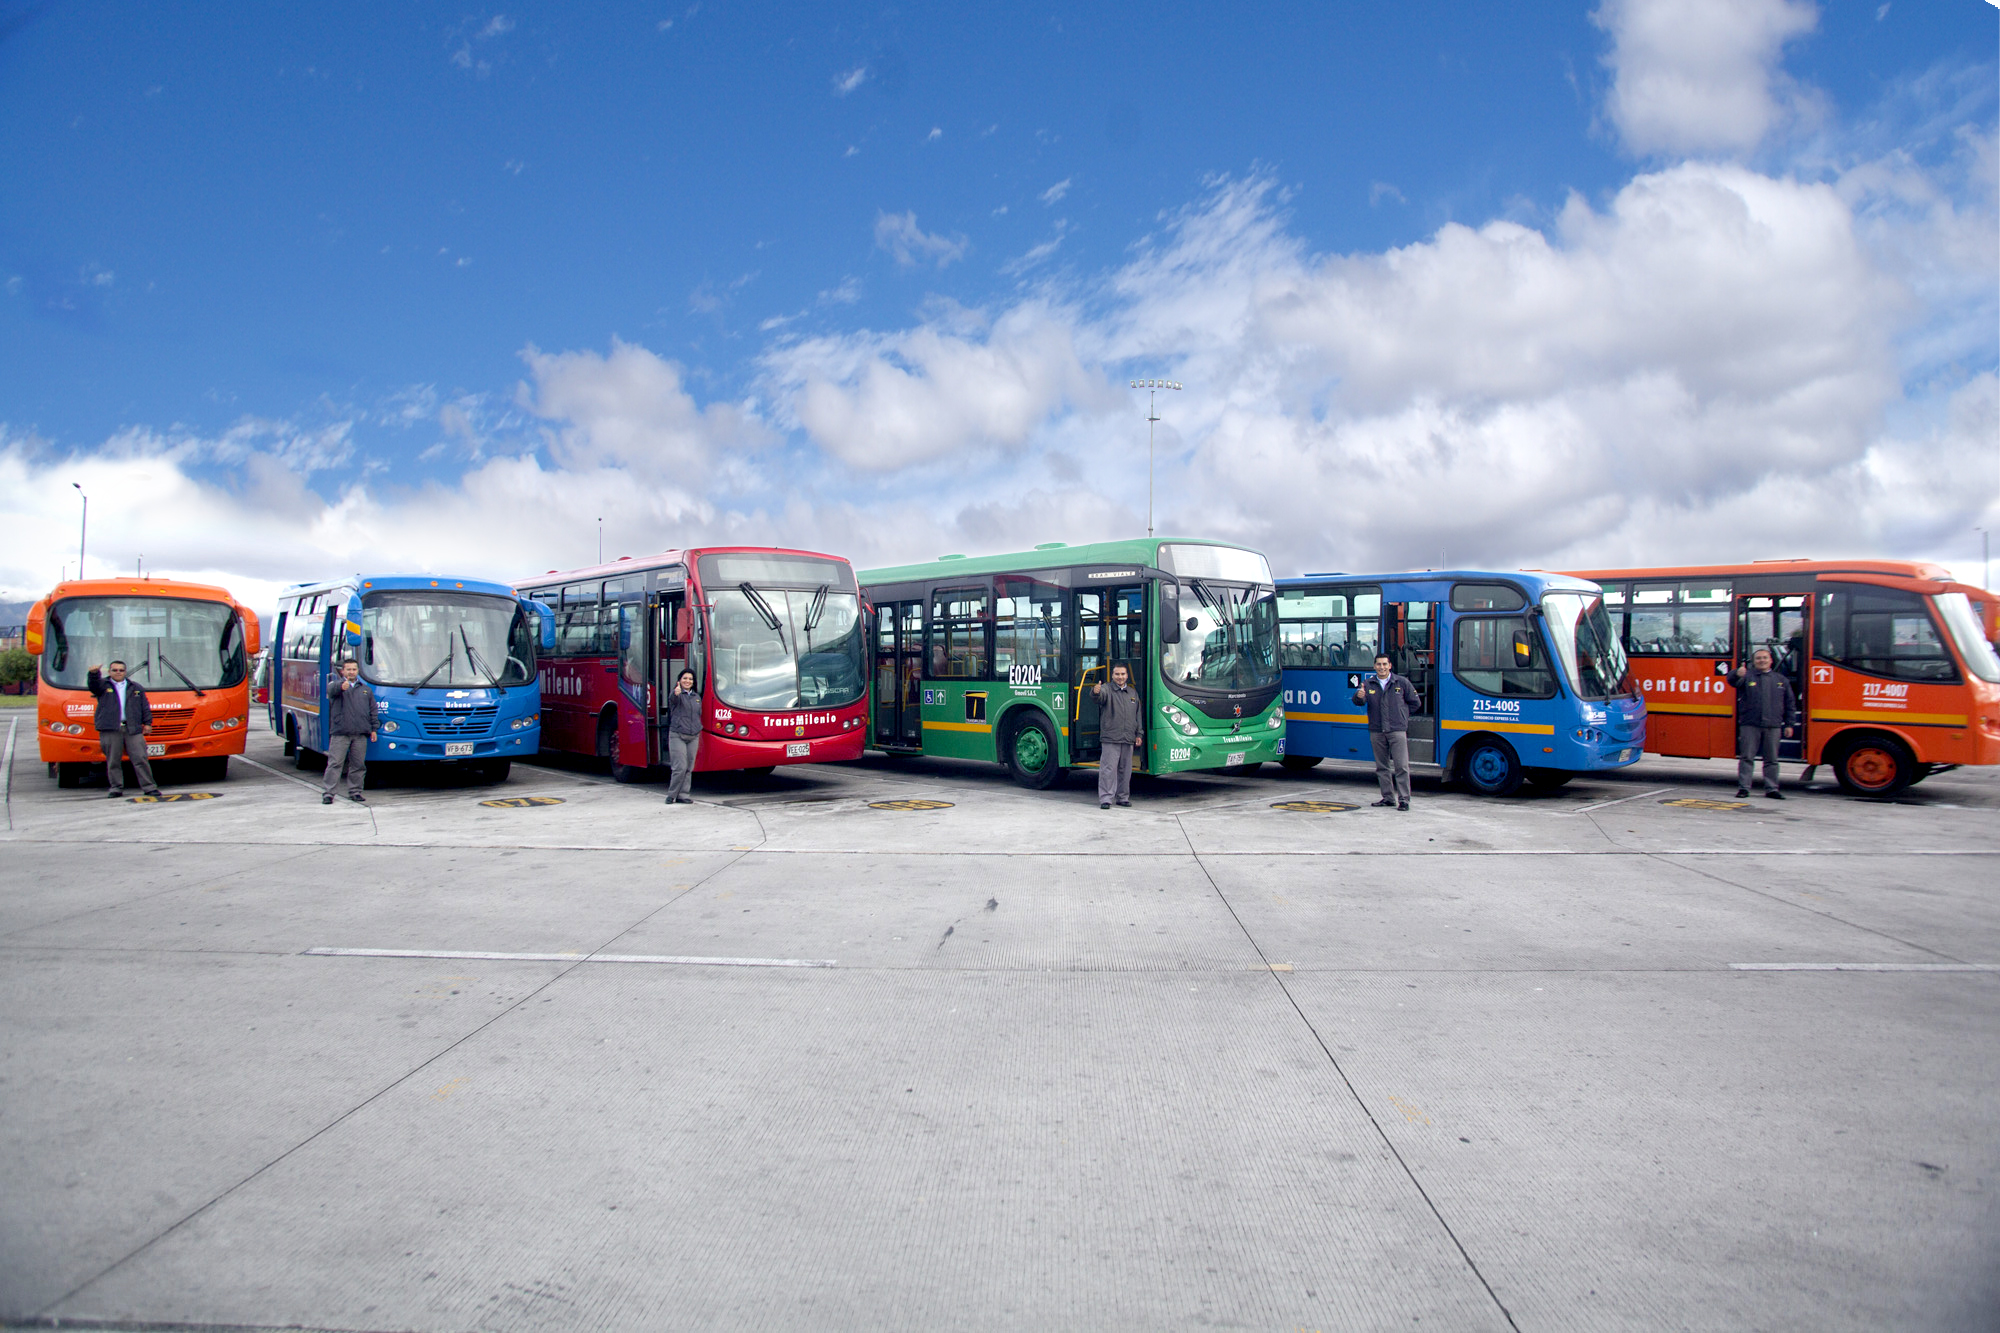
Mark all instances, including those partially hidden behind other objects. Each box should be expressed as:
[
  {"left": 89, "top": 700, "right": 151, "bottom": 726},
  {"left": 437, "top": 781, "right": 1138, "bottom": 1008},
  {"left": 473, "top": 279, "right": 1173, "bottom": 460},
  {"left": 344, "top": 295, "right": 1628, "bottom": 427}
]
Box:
[
  {"left": 707, "top": 586, "right": 867, "bottom": 711},
  {"left": 1541, "top": 591, "right": 1632, "bottom": 700},
  {"left": 1935, "top": 592, "right": 2000, "bottom": 684},
  {"left": 1161, "top": 580, "right": 1282, "bottom": 694},
  {"left": 361, "top": 590, "right": 536, "bottom": 688},
  {"left": 42, "top": 596, "right": 246, "bottom": 692}
]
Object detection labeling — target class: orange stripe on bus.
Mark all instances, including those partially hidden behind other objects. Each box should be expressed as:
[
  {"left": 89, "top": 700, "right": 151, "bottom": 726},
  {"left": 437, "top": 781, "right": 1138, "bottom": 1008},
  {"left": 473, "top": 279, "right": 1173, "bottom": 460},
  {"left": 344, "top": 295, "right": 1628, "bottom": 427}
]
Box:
[{"left": 1810, "top": 709, "right": 1967, "bottom": 726}]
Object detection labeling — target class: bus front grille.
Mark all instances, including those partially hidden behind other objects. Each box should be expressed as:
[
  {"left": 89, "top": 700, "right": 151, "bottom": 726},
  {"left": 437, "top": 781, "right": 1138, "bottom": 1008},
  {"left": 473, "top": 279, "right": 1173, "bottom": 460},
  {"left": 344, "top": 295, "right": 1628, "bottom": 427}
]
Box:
[
  {"left": 414, "top": 706, "right": 498, "bottom": 738},
  {"left": 147, "top": 717, "right": 191, "bottom": 739}
]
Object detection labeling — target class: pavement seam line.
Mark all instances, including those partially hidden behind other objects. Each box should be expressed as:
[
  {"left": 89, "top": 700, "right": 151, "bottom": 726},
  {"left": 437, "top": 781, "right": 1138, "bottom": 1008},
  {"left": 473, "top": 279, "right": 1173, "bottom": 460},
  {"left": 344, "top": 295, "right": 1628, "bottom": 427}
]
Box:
[
  {"left": 35, "top": 845, "right": 758, "bottom": 1318},
  {"left": 1172, "top": 814, "right": 1523, "bottom": 1333},
  {"left": 1646, "top": 851, "right": 1970, "bottom": 964},
  {"left": 4, "top": 713, "right": 18, "bottom": 831},
  {"left": 0, "top": 845, "right": 325, "bottom": 944}
]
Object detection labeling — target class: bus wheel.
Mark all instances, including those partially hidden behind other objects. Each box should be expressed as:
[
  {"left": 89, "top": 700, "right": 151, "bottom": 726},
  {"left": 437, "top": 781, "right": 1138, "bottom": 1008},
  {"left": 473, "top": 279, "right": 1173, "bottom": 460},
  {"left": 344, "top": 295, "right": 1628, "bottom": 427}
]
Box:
[
  {"left": 1526, "top": 768, "right": 1573, "bottom": 791},
  {"left": 1004, "top": 714, "right": 1065, "bottom": 790},
  {"left": 56, "top": 762, "right": 84, "bottom": 789},
  {"left": 742, "top": 765, "right": 776, "bottom": 780},
  {"left": 478, "top": 760, "right": 511, "bottom": 784},
  {"left": 1833, "top": 734, "right": 1915, "bottom": 797},
  {"left": 1278, "top": 754, "right": 1324, "bottom": 772},
  {"left": 282, "top": 721, "right": 296, "bottom": 757},
  {"left": 1458, "top": 738, "right": 1523, "bottom": 796},
  {"left": 597, "top": 715, "right": 638, "bottom": 783}
]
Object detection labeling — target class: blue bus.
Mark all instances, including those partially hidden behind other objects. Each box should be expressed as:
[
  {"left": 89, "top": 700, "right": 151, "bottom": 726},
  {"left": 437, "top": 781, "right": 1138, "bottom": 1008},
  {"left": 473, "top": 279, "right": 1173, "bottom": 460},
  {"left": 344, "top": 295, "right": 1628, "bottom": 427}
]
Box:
[
  {"left": 270, "top": 575, "right": 553, "bottom": 783},
  {"left": 1275, "top": 570, "right": 1646, "bottom": 794}
]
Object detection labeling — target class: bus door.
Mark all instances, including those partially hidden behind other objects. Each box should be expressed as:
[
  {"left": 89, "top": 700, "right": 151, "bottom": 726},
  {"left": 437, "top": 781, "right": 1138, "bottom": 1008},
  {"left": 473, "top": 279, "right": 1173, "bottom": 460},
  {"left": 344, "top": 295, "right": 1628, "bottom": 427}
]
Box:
[
  {"left": 1385, "top": 601, "right": 1439, "bottom": 764},
  {"left": 1071, "top": 583, "right": 1145, "bottom": 767},
  {"left": 660, "top": 590, "right": 690, "bottom": 716},
  {"left": 873, "top": 600, "right": 924, "bottom": 747},
  {"left": 1735, "top": 592, "right": 1809, "bottom": 761}
]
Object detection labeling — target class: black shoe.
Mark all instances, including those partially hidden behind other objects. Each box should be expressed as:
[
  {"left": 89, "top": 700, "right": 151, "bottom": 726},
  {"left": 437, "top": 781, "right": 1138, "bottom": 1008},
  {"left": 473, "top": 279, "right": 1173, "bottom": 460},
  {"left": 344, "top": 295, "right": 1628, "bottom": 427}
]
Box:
[
  {"left": 1735, "top": 789, "right": 1749, "bottom": 799},
  {"left": 1100, "top": 801, "right": 1111, "bottom": 809},
  {"left": 1397, "top": 801, "right": 1409, "bottom": 811},
  {"left": 144, "top": 789, "right": 162, "bottom": 798},
  {"left": 1116, "top": 800, "right": 1131, "bottom": 807},
  {"left": 1767, "top": 790, "right": 1785, "bottom": 800},
  {"left": 1372, "top": 798, "right": 1394, "bottom": 808},
  {"left": 106, "top": 789, "right": 124, "bottom": 799},
  {"left": 322, "top": 794, "right": 334, "bottom": 804},
  {"left": 677, "top": 797, "right": 693, "bottom": 804},
  {"left": 349, "top": 793, "right": 366, "bottom": 803}
]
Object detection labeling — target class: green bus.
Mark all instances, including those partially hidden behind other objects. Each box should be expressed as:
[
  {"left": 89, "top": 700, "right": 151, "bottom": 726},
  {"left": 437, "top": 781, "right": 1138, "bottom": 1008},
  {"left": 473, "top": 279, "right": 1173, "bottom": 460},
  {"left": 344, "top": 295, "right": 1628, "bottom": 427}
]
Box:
[{"left": 859, "top": 538, "right": 1285, "bottom": 788}]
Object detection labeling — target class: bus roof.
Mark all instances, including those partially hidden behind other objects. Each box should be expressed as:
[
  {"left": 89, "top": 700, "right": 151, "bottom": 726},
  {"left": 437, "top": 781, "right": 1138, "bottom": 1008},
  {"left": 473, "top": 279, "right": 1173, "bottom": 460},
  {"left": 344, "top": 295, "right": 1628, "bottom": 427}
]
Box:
[
  {"left": 515, "top": 546, "right": 853, "bottom": 589},
  {"left": 1562, "top": 558, "right": 1958, "bottom": 585},
  {"left": 35, "top": 576, "right": 251, "bottom": 607},
  {"left": 1279, "top": 569, "right": 1600, "bottom": 597},
  {"left": 278, "top": 574, "right": 522, "bottom": 600},
  {"left": 859, "top": 537, "right": 1259, "bottom": 585}
]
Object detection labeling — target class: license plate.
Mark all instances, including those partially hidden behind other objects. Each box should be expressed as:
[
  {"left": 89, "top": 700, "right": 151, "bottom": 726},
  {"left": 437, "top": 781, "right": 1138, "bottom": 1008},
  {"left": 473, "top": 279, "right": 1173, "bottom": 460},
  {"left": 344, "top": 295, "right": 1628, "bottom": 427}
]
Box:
[
  {"left": 785, "top": 742, "right": 810, "bottom": 757},
  {"left": 444, "top": 742, "right": 474, "bottom": 757},
  {"left": 146, "top": 744, "right": 166, "bottom": 757},
  {"left": 1224, "top": 751, "right": 1246, "bottom": 766}
]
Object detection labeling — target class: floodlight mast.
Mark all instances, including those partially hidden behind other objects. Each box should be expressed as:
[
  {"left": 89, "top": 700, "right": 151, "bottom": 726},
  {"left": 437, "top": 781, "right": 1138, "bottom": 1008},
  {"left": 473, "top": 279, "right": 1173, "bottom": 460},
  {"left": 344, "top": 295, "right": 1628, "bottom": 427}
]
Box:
[{"left": 1129, "top": 378, "right": 1183, "bottom": 538}]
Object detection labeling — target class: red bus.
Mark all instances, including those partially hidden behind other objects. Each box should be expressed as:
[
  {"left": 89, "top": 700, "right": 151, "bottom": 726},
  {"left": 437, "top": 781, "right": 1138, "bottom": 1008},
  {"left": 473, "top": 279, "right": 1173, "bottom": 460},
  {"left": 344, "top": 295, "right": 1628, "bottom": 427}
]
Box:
[
  {"left": 26, "top": 576, "right": 263, "bottom": 787},
  {"left": 1564, "top": 560, "right": 2000, "bottom": 795},
  {"left": 516, "top": 548, "right": 868, "bottom": 780}
]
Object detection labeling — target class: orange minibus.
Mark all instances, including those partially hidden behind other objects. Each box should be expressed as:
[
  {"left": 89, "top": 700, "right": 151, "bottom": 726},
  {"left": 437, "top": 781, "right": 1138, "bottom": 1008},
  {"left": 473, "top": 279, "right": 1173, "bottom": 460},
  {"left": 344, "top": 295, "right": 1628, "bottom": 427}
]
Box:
[
  {"left": 1563, "top": 560, "right": 1999, "bottom": 795},
  {"left": 26, "top": 577, "right": 263, "bottom": 787}
]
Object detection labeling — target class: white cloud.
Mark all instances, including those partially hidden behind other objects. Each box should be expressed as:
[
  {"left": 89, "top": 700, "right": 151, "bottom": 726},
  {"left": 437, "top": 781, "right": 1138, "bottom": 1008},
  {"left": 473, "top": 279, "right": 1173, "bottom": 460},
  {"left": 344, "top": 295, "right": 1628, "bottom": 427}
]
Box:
[
  {"left": 518, "top": 339, "right": 775, "bottom": 482},
  {"left": 832, "top": 65, "right": 867, "bottom": 95},
  {"left": 480, "top": 15, "right": 515, "bottom": 39},
  {"left": 873, "top": 211, "right": 969, "bottom": 269},
  {"left": 1040, "top": 178, "right": 1071, "bottom": 204},
  {"left": 1594, "top": 0, "right": 1820, "bottom": 156}
]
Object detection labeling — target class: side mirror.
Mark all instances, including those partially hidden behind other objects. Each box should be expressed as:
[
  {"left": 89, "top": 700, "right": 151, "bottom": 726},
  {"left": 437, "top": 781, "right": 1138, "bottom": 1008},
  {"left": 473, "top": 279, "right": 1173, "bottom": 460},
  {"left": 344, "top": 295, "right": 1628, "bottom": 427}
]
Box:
[
  {"left": 240, "top": 606, "right": 262, "bottom": 657},
  {"left": 25, "top": 600, "right": 46, "bottom": 656},
  {"left": 673, "top": 606, "right": 692, "bottom": 644},
  {"left": 1160, "top": 583, "right": 1181, "bottom": 645},
  {"left": 617, "top": 604, "right": 634, "bottom": 652},
  {"left": 1511, "top": 630, "right": 1534, "bottom": 666},
  {"left": 526, "top": 599, "right": 556, "bottom": 651}
]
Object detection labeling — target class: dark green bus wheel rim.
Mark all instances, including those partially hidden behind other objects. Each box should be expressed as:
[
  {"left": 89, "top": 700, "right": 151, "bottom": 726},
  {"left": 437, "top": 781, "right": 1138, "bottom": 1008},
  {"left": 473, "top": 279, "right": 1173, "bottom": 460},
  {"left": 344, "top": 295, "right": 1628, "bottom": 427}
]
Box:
[{"left": 1014, "top": 726, "right": 1050, "bottom": 773}]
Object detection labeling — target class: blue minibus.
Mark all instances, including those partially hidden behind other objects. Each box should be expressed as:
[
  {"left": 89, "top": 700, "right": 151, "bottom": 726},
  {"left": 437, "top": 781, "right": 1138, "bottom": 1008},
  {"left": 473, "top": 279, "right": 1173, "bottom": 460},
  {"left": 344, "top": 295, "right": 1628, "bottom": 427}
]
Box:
[
  {"left": 270, "top": 575, "right": 554, "bottom": 783},
  {"left": 1275, "top": 570, "right": 1646, "bottom": 794}
]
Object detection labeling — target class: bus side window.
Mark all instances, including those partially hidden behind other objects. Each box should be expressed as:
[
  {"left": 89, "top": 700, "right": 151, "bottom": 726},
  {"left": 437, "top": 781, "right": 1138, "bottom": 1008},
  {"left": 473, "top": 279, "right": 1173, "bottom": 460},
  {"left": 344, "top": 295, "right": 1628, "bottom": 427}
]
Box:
[
  {"left": 1454, "top": 615, "right": 1555, "bottom": 698},
  {"left": 929, "top": 586, "right": 990, "bottom": 679}
]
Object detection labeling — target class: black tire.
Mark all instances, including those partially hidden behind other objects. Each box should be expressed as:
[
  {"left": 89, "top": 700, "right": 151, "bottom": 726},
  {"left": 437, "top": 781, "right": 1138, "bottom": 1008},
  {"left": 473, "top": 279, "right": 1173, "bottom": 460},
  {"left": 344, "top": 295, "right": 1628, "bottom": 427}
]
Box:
[
  {"left": 1278, "top": 754, "right": 1324, "bottom": 772},
  {"left": 597, "top": 714, "right": 638, "bottom": 783},
  {"left": 1457, "top": 736, "right": 1524, "bottom": 796},
  {"left": 1235, "top": 761, "right": 1263, "bottom": 775},
  {"left": 1526, "top": 768, "right": 1574, "bottom": 791},
  {"left": 478, "top": 760, "right": 511, "bottom": 784},
  {"left": 1002, "top": 712, "right": 1065, "bottom": 790},
  {"left": 282, "top": 720, "right": 296, "bottom": 757},
  {"left": 1831, "top": 733, "right": 1916, "bottom": 797},
  {"left": 742, "top": 765, "right": 777, "bottom": 780},
  {"left": 56, "top": 761, "right": 84, "bottom": 789}
]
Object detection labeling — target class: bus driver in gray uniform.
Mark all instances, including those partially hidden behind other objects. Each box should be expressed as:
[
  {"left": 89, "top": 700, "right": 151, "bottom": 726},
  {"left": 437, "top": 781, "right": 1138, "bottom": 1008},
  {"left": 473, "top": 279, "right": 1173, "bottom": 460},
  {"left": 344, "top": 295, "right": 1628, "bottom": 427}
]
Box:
[
  {"left": 1092, "top": 663, "right": 1142, "bottom": 809},
  {"left": 1355, "top": 653, "right": 1421, "bottom": 811},
  {"left": 322, "top": 657, "right": 377, "bottom": 804},
  {"left": 664, "top": 668, "right": 702, "bottom": 805}
]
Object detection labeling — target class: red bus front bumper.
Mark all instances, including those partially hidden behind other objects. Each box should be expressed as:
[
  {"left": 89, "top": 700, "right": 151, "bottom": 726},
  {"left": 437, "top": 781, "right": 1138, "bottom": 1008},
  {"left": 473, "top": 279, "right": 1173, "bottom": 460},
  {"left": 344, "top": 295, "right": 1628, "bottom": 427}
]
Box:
[{"left": 694, "top": 728, "right": 866, "bottom": 771}]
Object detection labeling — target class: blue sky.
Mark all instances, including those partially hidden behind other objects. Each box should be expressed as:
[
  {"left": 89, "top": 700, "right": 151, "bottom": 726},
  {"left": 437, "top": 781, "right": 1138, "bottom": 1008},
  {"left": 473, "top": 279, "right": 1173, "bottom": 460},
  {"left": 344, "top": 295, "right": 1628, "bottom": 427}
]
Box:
[{"left": 2, "top": 0, "right": 1995, "bottom": 605}]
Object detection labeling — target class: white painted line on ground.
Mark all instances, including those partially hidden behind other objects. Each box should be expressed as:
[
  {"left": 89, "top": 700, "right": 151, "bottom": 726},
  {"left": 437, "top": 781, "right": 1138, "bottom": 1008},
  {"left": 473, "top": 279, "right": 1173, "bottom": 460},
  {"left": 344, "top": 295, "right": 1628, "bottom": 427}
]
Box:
[
  {"left": 1562, "top": 787, "right": 1674, "bottom": 815},
  {"left": 304, "top": 946, "right": 836, "bottom": 968},
  {"left": 3, "top": 714, "right": 17, "bottom": 831},
  {"left": 236, "top": 753, "right": 325, "bottom": 792},
  {"left": 1728, "top": 962, "right": 2000, "bottom": 972}
]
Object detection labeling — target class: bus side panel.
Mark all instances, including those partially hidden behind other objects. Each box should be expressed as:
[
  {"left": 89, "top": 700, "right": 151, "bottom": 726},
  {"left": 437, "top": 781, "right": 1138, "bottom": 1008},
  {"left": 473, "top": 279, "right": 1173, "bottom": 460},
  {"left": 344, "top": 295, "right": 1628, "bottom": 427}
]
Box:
[
  {"left": 1804, "top": 661, "right": 1993, "bottom": 767},
  {"left": 1281, "top": 669, "right": 1372, "bottom": 763},
  {"left": 920, "top": 680, "right": 998, "bottom": 763},
  {"left": 1627, "top": 657, "right": 1734, "bottom": 757}
]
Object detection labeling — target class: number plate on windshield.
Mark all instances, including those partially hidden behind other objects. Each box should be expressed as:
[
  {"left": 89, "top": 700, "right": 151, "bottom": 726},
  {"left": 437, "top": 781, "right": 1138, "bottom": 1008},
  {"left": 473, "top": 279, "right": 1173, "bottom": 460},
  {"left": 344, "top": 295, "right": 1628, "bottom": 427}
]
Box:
[
  {"left": 146, "top": 744, "right": 166, "bottom": 757},
  {"left": 444, "top": 742, "right": 475, "bottom": 757},
  {"left": 1224, "top": 751, "right": 1246, "bottom": 766},
  {"left": 785, "top": 742, "right": 810, "bottom": 757}
]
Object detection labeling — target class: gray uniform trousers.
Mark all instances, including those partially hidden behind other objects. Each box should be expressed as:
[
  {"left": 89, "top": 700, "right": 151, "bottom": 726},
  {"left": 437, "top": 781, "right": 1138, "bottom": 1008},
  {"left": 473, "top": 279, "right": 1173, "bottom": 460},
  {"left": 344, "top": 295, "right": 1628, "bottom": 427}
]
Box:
[
  {"left": 1096, "top": 741, "right": 1134, "bottom": 804},
  {"left": 1737, "top": 725, "right": 1782, "bottom": 792},
  {"left": 666, "top": 732, "right": 700, "bottom": 801},
  {"left": 1371, "top": 730, "right": 1411, "bottom": 802},
  {"left": 100, "top": 731, "right": 157, "bottom": 793},
  {"left": 323, "top": 734, "right": 369, "bottom": 796}
]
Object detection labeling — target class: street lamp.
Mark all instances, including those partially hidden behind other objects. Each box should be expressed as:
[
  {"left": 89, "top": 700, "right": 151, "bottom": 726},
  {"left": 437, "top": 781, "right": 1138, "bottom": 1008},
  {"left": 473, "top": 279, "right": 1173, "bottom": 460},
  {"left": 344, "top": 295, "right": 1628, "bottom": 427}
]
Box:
[
  {"left": 72, "top": 483, "right": 87, "bottom": 581},
  {"left": 1129, "top": 378, "right": 1183, "bottom": 538}
]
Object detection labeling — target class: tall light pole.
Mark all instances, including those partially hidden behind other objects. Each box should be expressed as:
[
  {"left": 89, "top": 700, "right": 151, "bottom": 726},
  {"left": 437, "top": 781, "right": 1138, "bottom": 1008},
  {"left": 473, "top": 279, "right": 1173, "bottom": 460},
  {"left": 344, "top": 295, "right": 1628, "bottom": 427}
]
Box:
[
  {"left": 598, "top": 517, "right": 604, "bottom": 565},
  {"left": 1129, "top": 378, "right": 1182, "bottom": 538},
  {"left": 71, "top": 483, "right": 87, "bottom": 581}
]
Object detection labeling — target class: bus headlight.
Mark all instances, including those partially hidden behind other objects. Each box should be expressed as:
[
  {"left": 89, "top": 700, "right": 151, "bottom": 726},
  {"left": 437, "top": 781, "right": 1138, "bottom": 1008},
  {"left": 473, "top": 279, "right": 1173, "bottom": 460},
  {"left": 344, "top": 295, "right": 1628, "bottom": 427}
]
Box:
[
  {"left": 1268, "top": 708, "right": 1285, "bottom": 728},
  {"left": 49, "top": 721, "right": 62, "bottom": 733},
  {"left": 1160, "top": 704, "right": 1200, "bottom": 737},
  {"left": 66, "top": 723, "right": 84, "bottom": 735},
  {"left": 380, "top": 720, "right": 400, "bottom": 733}
]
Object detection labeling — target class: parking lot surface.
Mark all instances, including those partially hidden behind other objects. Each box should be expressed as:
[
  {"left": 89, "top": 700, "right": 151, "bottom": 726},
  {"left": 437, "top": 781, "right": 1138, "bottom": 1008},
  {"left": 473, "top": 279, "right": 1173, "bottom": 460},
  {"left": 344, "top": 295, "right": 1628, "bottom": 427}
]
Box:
[{"left": 3, "top": 722, "right": 1997, "bottom": 1332}]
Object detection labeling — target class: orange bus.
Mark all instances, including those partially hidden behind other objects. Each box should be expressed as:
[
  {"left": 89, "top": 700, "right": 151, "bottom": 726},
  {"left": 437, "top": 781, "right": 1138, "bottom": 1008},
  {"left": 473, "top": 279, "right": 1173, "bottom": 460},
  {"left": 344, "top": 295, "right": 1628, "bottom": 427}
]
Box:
[
  {"left": 25, "top": 577, "right": 263, "bottom": 788},
  {"left": 1564, "top": 560, "right": 1999, "bottom": 796}
]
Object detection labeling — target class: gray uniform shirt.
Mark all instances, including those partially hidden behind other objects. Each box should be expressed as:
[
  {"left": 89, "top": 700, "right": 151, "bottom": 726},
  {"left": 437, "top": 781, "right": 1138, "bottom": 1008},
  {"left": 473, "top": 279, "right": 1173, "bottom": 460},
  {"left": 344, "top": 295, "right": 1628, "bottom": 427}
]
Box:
[{"left": 1095, "top": 680, "right": 1142, "bottom": 745}]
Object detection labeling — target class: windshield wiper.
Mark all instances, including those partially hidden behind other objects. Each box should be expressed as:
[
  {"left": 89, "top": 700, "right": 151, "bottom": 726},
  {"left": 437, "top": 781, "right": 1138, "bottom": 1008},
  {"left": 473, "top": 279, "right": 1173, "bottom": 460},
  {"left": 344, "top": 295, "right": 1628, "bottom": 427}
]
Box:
[
  {"left": 156, "top": 648, "right": 206, "bottom": 698},
  {"left": 410, "top": 645, "right": 456, "bottom": 694},
  {"left": 1186, "top": 579, "right": 1222, "bottom": 615},
  {"left": 804, "top": 584, "right": 829, "bottom": 633},
  {"left": 739, "top": 583, "right": 784, "bottom": 634},
  {"left": 459, "top": 624, "right": 504, "bottom": 693}
]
